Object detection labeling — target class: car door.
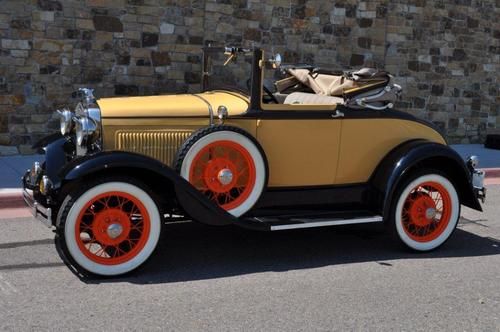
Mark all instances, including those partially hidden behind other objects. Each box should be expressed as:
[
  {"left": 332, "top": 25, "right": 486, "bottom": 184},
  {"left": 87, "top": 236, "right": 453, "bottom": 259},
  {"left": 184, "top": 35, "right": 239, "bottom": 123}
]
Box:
[{"left": 256, "top": 109, "right": 342, "bottom": 187}]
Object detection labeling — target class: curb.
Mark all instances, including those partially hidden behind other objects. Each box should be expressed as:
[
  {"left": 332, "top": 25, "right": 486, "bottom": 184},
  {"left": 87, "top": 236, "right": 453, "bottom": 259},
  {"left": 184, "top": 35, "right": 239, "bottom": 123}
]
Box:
[
  {"left": 1, "top": 168, "right": 500, "bottom": 210},
  {"left": 0, "top": 189, "right": 24, "bottom": 209},
  {"left": 483, "top": 168, "right": 500, "bottom": 179}
]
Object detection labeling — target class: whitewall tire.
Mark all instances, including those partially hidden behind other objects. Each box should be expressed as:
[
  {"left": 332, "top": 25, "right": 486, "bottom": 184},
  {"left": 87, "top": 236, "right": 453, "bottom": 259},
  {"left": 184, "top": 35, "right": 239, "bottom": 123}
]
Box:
[
  {"left": 58, "top": 181, "right": 161, "bottom": 276},
  {"left": 392, "top": 173, "right": 460, "bottom": 251}
]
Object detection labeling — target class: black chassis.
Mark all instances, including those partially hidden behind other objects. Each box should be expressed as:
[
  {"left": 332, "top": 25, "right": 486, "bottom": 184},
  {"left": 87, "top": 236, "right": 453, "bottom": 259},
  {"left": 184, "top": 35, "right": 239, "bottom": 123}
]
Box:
[{"left": 23, "top": 47, "right": 484, "bottom": 231}]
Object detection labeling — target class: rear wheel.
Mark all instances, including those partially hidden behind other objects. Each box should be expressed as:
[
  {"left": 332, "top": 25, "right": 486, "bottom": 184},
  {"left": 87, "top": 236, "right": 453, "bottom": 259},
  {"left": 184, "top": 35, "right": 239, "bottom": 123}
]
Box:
[
  {"left": 55, "top": 178, "right": 162, "bottom": 276},
  {"left": 390, "top": 171, "right": 460, "bottom": 251}
]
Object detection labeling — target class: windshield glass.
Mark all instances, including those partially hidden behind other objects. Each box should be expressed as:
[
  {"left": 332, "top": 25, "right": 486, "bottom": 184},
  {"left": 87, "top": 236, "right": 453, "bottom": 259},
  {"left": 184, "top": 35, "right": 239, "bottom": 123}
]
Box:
[{"left": 202, "top": 47, "right": 253, "bottom": 95}]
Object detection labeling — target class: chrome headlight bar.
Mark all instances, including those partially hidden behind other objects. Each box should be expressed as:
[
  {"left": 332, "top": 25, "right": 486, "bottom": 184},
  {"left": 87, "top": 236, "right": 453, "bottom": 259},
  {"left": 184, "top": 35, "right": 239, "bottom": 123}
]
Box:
[
  {"left": 75, "top": 116, "right": 99, "bottom": 147},
  {"left": 57, "top": 88, "right": 102, "bottom": 155},
  {"left": 58, "top": 108, "right": 74, "bottom": 135}
]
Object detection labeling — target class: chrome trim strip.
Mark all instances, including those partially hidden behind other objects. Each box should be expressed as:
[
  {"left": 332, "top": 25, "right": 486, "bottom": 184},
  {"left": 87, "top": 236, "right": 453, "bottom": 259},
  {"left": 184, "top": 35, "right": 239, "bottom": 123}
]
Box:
[
  {"left": 270, "top": 216, "right": 383, "bottom": 231},
  {"left": 193, "top": 94, "right": 214, "bottom": 125}
]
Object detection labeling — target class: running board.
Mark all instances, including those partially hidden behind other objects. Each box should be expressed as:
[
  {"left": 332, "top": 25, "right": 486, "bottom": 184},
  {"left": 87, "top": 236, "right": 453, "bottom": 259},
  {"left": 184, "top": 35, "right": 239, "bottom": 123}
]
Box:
[
  {"left": 237, "top": 214, "right": 383, "bottom": 231},
  {"left": 269, "top": 215, "right": 383, "bottom": 231}
]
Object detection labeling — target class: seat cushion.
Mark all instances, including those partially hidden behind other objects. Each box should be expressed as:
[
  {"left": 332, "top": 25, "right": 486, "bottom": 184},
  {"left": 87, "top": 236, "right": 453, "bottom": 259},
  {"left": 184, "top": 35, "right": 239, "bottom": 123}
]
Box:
[{"left": 283, "top": 92, "right": 344, "bottom": 105}]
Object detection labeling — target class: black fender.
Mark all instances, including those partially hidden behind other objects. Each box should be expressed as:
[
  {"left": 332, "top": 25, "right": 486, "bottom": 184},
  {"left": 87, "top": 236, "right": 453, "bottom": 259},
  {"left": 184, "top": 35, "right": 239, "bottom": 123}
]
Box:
[
  {"left": 370, "top": 139, "right": 482, "bottom": 221},
  {"left": 33, "top": 133, "right": 74, "bottom": 189},
  {"left": 57, "top": 151, "right": 237, "bottom": 226},
  {"left": 33, "top": 132, "right": 64, "bottom": 150}
]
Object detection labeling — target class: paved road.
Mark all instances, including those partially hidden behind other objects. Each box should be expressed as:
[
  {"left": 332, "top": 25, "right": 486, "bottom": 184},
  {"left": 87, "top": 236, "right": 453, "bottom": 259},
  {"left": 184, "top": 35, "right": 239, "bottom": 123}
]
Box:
[{"left": 0, "top": 187, "right": 499, "bottom": 331}]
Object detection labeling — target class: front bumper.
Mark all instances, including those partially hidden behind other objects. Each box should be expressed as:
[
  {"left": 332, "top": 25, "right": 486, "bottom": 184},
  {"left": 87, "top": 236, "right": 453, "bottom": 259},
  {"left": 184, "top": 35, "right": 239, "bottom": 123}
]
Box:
[
  {"left": 22, "top": 170, "right": 53, "bottom": 228},
  {"left": 472, "top": 169, "right": 486, "bottom": 203}
]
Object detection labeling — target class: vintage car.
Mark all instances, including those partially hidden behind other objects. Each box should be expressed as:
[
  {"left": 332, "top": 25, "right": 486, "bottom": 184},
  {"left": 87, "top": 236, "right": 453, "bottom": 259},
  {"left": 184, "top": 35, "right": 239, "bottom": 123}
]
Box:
[{"left": 23, "top": 46, "right": 486, "bottom": 277}]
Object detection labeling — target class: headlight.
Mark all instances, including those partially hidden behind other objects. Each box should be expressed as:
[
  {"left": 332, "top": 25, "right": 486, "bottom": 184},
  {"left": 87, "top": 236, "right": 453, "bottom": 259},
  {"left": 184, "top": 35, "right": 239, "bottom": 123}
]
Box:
[
  {"left": 58, "top": 109, "right": 74, "bottom": 135},
  {"left": 75, "top": 116, "right": 98, "bottom": 147}
]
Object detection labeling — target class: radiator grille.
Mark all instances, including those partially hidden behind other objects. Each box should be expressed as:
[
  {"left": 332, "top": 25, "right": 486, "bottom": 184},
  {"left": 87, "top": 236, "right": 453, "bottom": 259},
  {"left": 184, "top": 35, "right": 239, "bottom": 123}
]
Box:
[{"left": 116, "top": 130, "right": 193, "bottom": 166}]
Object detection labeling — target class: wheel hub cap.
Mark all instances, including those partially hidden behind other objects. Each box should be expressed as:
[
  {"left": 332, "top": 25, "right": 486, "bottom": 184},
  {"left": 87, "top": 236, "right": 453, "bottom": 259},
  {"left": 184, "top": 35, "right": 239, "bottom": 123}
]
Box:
[
  {"left": 217, "top": 168, "right": 233, "bottom": 185},
  {"left": 408, "top": 194, "right": 437, "bottom": 227},
  {"left": 425, "top": 207, "right": 437, "bottom": 220},
  {"left": 107, "top": 223, "right": 123, "bottom": 239}
]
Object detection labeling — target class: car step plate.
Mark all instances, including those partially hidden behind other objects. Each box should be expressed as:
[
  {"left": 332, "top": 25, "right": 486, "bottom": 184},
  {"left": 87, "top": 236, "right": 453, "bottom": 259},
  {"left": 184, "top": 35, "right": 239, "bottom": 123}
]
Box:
[{"left": 253, "top": 215, "right": 383, "bottom": 231}]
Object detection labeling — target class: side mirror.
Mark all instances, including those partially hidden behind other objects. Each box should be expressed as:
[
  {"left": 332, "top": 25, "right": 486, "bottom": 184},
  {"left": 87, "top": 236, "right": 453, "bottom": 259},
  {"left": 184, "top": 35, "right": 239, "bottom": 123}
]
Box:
[{"left": 269, "top": 53, "right": 282, "bottom": 69}]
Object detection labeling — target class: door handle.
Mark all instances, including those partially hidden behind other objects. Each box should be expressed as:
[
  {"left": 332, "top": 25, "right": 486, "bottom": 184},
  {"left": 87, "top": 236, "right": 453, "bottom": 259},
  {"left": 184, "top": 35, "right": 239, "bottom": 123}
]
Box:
[{"left": 331, "top": 110, "right": 344, "bottom": 118}]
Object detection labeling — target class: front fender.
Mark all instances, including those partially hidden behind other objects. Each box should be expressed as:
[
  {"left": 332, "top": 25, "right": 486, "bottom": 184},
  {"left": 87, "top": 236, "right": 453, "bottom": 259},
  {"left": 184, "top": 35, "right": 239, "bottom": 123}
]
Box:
[
  {"left": 33, "top": 133, "right": 74, "bottom": 189},
  {"left": 370, "top": 139, "right": 482, "bottom": 220},
  {"left": 58, "top": 151, "right": 236, "bottom": 226}
]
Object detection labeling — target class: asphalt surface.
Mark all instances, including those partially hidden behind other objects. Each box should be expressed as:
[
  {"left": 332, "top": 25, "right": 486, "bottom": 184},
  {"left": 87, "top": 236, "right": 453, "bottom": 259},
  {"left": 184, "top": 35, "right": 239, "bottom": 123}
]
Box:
[{"left": 0, "top": 187, "right": 499, "bottom": 331}]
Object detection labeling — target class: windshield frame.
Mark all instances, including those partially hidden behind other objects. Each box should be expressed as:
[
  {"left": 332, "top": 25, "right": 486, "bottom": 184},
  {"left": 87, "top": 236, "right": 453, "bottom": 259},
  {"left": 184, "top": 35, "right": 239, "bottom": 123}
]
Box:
[{"left": 201, "top": 46, "right": 261, "bottom": 99}]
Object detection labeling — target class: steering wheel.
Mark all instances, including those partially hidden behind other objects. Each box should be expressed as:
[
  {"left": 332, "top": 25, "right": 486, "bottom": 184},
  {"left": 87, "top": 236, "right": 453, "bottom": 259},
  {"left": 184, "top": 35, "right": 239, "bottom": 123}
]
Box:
[
  {"left": 246, "top": 79, "right": 279, "bottom": 104},
  {"left": 263, "top": 85, "right": 279, "bottom": 104}
]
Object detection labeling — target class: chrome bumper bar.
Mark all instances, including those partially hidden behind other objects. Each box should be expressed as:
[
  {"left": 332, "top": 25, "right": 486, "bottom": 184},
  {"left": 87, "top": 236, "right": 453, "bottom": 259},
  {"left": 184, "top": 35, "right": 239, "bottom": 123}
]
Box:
[
  {"left": 22, "top": 185, "right": 52, "bottom": 228},
  {"left": 472, "top": 169, "right": 486, "bottom": 203},
  {"left": 467, "top": 155, "right": 486, "bottom": 203}
]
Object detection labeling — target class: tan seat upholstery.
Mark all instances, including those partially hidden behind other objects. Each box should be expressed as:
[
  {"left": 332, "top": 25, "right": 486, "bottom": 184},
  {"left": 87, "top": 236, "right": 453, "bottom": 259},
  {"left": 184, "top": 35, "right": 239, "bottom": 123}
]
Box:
[
  {"left": 283, "top": 92, "right": 344, "bottom": 105},
  {"left": 287, "top": 68, "right": 357, "bottom": 96}
]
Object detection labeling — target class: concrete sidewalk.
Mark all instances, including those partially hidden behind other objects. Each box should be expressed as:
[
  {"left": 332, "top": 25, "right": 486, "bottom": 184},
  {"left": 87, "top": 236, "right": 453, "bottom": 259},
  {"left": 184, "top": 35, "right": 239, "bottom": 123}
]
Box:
[{"left": 0, "top": 145, "right": 498, "bottom": 208}]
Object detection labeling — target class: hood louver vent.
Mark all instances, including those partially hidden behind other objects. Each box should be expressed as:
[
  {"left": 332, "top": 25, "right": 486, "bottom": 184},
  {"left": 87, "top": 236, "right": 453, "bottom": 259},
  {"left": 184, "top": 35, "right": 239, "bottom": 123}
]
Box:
[{"left": 116, "top": 130, "right": 193, "bottom": 166}]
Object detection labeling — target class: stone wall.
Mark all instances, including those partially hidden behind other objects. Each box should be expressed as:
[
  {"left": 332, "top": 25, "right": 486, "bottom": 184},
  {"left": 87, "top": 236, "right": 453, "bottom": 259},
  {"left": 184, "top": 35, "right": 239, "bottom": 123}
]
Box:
[{"left": 0, "top": 0, "right": 498, "bottom": 155}]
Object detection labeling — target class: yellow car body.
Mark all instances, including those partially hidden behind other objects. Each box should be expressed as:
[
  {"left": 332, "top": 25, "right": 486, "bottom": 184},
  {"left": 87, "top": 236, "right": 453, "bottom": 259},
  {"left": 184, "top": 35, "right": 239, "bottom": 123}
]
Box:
[{"left": 98, "top": 91, "right": 445, "bottom": 187}]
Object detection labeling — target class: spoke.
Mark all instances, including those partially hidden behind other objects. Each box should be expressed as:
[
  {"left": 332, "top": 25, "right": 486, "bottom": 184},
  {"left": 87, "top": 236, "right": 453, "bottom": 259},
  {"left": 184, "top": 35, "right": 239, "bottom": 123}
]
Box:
[
  {"left": 116, "top": 196, "right": 124, "bottom": 209},
  {"left": 423, "top": 223, "right": 431, "bottom": 236},
  {"left": 100, "top": 196, "right": 111, "bottom": 209},
  {"left": 117, "top": 246, "right": 127, "bottom": 257},
  {"left": 111, "top": 246, "right": 119, "bottom": 258},
  {"left": 237, "top": 167, "right": 248, "bottom": 178},
  {"left": 95, "top": 246, "right": 107, "bottom": 257},
  {"left": 130, "top": 226, "right": 143, "bottom": 232},
  {"left": 130, "top": 205, "right": 140, "bottom": 215},
  {"left": 84, "top": 210, "right": 96, "bottom": 217},
  {"left": 80, "top": 225, "right": 92, "bottom": 232},
  {"left": 223, "top": 192, "right": 232, "bottom": 205},
  {"left": 84, "top": 240, "right": 98, "bottom": 248},
  {"left": 222, "top": 149, "right": 231, "bottom": 161},
  {"left": 435, "top": 213, "right": 443, "bottom": 222}
]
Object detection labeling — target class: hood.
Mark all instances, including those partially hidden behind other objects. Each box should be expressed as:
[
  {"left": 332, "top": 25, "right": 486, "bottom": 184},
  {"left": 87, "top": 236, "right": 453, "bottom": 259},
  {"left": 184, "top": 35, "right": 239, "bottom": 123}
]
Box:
[{"left": 97, "top": 91, "right": 249, "bottom": 118}]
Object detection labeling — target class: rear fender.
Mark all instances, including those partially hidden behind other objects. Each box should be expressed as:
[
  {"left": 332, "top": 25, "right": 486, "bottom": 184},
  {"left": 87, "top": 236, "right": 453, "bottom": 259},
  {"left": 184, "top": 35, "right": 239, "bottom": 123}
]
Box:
[
  {"left": 58, "top": 151, "right": 236, "bottom": 226},
  {"left": 370, "top": 140, "right": 482, "bottom": 220}
]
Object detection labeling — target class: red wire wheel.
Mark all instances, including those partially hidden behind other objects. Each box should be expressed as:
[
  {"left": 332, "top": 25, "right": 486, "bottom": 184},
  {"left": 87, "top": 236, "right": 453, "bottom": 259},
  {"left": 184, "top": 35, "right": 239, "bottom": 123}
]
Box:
[
  {"left": 188, "top": 140, "right": 257, "bottom": 211},
  {"left": 401, "top": 181, "right": 452, "bottom": 243},
  {"left": 75, "top": 191, "right": 151, "bottom": 265}
]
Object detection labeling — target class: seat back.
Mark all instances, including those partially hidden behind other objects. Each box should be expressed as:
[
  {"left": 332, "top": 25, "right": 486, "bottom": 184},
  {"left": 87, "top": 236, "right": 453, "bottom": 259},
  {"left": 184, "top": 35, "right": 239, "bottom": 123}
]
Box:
[{"left": 284, "top": 92, "right": 344, "bottom": 105}]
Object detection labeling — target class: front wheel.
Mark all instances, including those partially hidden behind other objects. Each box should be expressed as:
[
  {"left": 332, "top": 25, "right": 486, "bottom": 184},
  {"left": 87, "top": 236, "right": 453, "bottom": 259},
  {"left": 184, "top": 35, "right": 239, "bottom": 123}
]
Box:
[
  {"left": 175, "top": 126, "right": 267, "bottom": 217},
  {"left": 55, "top": 178, "right": 162, "bottom": 276},
  {"left": 390, "top": 171, "right": 460, "bottom": 251}
]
